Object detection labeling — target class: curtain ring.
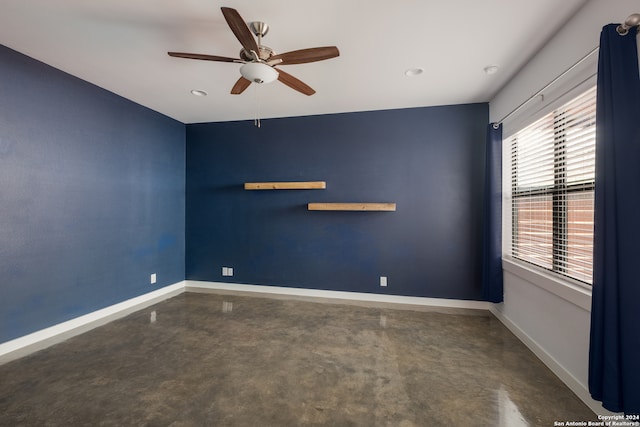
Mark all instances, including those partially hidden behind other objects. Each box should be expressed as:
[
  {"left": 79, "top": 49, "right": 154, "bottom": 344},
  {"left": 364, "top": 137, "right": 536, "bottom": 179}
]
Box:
[
  {"left": 492, "top": 122, "right": 500, "bottom": 130},
  {"left": 616, "top": 25, "right": 629, "bottom": 36}
]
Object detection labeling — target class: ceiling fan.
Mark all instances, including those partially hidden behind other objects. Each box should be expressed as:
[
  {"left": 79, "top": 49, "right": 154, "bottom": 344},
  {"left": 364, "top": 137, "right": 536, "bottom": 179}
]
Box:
[{"left": 168, "top": 7, "right": 340, "bottom": 96}]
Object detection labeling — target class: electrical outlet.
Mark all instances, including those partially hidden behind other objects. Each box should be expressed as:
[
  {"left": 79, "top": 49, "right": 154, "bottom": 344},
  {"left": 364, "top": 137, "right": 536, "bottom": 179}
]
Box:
[
  {"left": 222, "top": 267, "right": 227, "bottom": 276},
  {"left": 380, "top": 276, "right": 387, "bottom": 287},
  {"left": 150, "top": 273, "right": 157, "bottom": 284},
  {"left": 228, "top": 267, "right": 233, "bottom": 277}
]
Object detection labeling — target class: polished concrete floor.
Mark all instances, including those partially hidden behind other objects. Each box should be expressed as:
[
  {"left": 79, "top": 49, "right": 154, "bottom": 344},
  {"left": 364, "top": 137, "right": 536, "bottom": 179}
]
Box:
[{"left": 0, "top": 292, "right": 597, "bottom": 426}]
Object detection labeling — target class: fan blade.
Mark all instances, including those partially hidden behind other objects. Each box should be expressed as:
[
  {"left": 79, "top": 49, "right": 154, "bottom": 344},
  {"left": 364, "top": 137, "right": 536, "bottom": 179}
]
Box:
[
  {"left": 231, "top": 77, "right": 252, "bottom": 95},
  {"left": 168, "top": 52, "right": 239, "bottom": 62},
  {"left": 277, "top": 69, "right": 315, "bottom": 96},
  {"left": 270, "top": 46, "right": 339, "bottom": 65},
  {"left": 220, "top": 7, "right": 259, "bottom": 55}
]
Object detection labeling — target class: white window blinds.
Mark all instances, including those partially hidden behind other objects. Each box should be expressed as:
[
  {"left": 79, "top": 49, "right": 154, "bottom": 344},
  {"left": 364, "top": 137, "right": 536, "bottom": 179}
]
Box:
[{"left": 509, "top": 85, "right": 596, "bottom": 284}]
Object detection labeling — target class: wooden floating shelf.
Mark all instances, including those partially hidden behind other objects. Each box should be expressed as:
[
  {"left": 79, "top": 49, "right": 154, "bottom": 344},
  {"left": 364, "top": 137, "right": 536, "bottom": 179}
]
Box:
[
  {"left": 308, "top": 203, "right": 396, "bottom": 211},
  {"left": 244, "top": 181, "right": 326, "bottom": 190}
]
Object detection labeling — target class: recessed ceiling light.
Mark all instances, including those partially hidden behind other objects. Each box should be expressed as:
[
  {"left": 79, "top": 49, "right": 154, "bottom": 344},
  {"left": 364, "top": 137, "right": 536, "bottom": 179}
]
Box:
[
  {"left": 190, "top": 90, "right": 208, "bottom": 96},
  {"left": 404, "top": 68, "right": 424, "bottom": 77},
  {"left": 483, "top": 65, "right": 500, "bottom": 75}
]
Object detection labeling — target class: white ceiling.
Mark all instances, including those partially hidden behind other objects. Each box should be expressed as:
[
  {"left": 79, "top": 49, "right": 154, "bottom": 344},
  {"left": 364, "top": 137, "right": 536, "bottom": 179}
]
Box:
[{"left": 0, "top": 0, "right": 588, "bottom": 124}]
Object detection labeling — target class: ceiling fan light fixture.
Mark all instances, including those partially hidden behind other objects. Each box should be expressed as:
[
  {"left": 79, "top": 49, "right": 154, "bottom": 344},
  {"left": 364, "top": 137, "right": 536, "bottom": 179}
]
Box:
[{"left": 240, "top": 62, "right": 278, "bottom": 84}]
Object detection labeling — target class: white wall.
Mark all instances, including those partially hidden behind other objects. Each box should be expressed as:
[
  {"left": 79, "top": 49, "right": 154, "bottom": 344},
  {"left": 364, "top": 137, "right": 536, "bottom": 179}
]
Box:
[
  {"left": 491, "top": 261, "right": 600, "bottom": 412},
  {"left": 489, "top": 0, "right": 639, "bottom": 416}
]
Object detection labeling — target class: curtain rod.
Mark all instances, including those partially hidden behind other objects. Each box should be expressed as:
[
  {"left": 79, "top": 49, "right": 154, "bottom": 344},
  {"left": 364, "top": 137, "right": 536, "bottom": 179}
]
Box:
[
  {"left": 492, "top": 46, "right": 599, "bottom": 128},
  {"left": 493, "top": 13, "right": 640, "bottom": 128}
]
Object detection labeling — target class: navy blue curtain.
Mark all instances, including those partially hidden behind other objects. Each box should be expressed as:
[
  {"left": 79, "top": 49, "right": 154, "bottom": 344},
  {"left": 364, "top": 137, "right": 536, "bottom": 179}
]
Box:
[
  {"left": 589, "top": 24, "right": 640, "bottom": 415},
  {"left": 481, "top": 123, "right": 503, "bottom": 303}
]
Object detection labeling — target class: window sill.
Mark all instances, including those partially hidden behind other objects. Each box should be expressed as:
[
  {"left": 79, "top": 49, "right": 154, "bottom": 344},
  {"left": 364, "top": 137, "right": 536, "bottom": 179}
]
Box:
[{"left": 502, "top": 257, "right": 592, "bottom": 312}]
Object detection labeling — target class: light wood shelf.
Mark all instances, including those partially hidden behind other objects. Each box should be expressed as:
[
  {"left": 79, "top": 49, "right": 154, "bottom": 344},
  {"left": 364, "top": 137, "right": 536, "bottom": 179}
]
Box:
[
  {"left": 244, "top": 181, "right": 326, "bottom": 190},
  {"left": 307, "top": 203, "right": 396, "bottom": 211}
]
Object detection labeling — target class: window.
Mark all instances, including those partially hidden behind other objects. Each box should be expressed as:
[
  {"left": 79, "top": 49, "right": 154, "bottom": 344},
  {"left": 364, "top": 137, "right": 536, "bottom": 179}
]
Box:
[{"left": 508, "top": 86, "right": 596, "bottom": 284}]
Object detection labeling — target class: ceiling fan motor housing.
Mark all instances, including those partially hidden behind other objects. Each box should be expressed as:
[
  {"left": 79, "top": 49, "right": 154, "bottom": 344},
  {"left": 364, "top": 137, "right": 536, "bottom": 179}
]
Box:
[{"left": 240, "top": 45, "right": 274, "bottom": 61}]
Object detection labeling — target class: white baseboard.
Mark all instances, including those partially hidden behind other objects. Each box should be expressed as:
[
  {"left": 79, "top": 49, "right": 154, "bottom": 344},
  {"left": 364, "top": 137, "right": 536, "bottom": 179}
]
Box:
[
  {"left": 489, "top": 306, "right": 614, "bottom": 416},
  {"left": 185, "top": 280, "right": 492, "bottom": 311},
  {"left": 0, "top": 281, "right": 185, "bottom": 365}
]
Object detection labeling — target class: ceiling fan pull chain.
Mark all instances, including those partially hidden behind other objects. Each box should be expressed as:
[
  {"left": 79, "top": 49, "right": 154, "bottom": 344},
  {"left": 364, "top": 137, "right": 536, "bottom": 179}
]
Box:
[{"left": 254, "top": 84, "right": 261, "bottom": 128}]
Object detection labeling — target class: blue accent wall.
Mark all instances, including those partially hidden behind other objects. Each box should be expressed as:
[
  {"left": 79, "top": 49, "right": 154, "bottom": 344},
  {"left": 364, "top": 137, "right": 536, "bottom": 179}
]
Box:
[
  {"left": 0, "top": 45, "right": 185, "bottom": 343},
  {"left": 186, "top": 103, "right": 488, "bottom": 300}
]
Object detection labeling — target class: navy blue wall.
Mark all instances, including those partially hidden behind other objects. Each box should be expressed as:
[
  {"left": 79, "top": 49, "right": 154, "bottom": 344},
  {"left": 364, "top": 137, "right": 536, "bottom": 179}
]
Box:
[
  {"left": 0, "top": 45, "right": 185, "bottom": 343},
  {"left": 186, "top": 103, "right": 488, "bottom": 300}
]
